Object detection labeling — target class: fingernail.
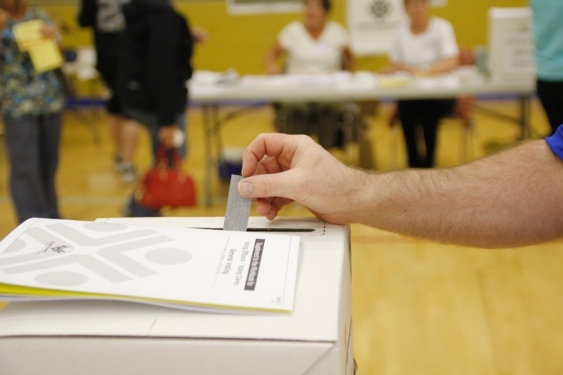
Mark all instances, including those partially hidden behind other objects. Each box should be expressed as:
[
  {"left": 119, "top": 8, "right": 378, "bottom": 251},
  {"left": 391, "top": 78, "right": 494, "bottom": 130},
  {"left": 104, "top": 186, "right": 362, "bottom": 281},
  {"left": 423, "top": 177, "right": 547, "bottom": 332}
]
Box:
[{"left": 238, "top": 181, "right": 254, "bottom": 196}]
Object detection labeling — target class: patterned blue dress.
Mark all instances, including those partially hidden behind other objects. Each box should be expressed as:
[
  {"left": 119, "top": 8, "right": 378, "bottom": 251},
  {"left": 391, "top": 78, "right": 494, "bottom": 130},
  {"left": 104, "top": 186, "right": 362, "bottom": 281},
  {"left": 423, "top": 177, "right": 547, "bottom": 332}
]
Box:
[
  {"left": 0, "top": 7, "right": 66, "bottom": 223},
  {"left": 0, "top": 7, "right": 65, "bottom": 119}
]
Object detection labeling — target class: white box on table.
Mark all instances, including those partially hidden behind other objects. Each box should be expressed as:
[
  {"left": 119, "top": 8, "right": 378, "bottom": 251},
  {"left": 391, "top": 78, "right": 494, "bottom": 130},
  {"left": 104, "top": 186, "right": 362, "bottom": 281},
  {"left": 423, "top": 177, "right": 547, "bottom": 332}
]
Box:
[
  {"left": 0, "top": 217, "right": 354, "bottom": 375},
  {"left": 488, "top": 7, "right": 535, "bottom": 82}
]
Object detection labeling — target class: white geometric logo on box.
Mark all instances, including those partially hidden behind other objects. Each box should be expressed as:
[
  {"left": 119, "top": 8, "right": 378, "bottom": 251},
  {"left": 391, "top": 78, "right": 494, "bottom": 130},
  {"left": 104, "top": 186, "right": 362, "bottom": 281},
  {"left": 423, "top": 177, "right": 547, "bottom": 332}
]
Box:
[{"left": 0, "top": 222, "right": 193, "bottom": 287}]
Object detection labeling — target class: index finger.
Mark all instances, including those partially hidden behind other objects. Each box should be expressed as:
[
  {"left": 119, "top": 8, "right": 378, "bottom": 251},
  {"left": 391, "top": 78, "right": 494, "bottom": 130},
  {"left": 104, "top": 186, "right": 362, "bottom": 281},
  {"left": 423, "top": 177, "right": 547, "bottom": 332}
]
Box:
[{"left": 241, "top": 133, "right": 297, "bottom": 177}]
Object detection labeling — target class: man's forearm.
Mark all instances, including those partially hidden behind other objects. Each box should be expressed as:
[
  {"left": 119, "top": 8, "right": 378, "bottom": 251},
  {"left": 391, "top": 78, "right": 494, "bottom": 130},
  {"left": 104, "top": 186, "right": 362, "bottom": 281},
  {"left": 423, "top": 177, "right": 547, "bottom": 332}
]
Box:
[{"left": 354, "top": 140, "right": 563, "bottom": 248}]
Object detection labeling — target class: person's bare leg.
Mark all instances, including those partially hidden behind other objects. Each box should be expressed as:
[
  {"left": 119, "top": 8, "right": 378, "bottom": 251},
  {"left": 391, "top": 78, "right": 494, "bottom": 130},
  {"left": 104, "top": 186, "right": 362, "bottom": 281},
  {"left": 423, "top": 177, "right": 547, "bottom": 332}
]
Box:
[
  {"left": 118, "top": 119, "right": 140, "bottom": 165},
  {"left": 108, "top": 114, "right": 140, "bottom": 183},
  {"left": 108, "top": 114, "right": 123, "bottom": 170}
]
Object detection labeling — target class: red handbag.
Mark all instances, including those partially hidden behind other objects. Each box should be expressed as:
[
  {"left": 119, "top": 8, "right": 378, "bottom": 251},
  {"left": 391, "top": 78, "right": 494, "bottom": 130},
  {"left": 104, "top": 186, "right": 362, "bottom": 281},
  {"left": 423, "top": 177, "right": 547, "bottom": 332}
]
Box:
[{"left": 134, "top": 146, "right": 197, "bottom": 209}]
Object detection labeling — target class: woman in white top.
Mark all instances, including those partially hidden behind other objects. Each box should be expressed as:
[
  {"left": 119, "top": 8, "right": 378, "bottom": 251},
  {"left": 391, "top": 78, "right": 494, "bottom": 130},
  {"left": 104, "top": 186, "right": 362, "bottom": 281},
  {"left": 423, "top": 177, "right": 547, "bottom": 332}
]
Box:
[
  {"left": 387, "top": 0, "right": 459, "bottom": 168},
  {"left": 266, "top": 0, "right": 353, "bottom": 74},
  {"left": 265, "top": 0, "right": 363, "bottom": 150}
]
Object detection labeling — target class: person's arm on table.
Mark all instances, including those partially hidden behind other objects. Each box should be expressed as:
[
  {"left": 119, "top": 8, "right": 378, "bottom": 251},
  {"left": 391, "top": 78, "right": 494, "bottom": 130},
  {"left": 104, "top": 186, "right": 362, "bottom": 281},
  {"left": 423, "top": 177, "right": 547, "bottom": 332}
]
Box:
[
  {"left": 265, "top": 41, "right": 285, "bottom": 75},
  {"left": 380, "top": 62, "right": 414, "bottom": 74},
  {"left": 382, "top": 55, "right": 458, "bottom": 75},
  {"left": 423, "top": 55, "right": 458, "bottom": 75},
  {"left": 238, "top": 133, "right": 563, "bottom": 248},
  {"left": 342, "top": 46, "right": 355, "bottom": 72}
]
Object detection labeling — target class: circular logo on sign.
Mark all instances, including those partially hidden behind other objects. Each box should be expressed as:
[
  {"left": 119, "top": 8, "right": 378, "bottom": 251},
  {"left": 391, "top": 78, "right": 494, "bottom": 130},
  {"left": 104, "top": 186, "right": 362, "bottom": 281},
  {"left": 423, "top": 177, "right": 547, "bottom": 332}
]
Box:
[{"left": 370, "top": 0, "right": 392, "bottom": 19}]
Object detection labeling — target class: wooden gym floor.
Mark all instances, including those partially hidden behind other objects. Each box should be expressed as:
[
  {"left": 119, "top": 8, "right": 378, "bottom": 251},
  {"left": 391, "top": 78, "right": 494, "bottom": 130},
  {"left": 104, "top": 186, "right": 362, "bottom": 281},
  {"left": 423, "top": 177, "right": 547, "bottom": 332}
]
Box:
[{"left": 1, "top": 99, "right": 562, "bottom": 374}]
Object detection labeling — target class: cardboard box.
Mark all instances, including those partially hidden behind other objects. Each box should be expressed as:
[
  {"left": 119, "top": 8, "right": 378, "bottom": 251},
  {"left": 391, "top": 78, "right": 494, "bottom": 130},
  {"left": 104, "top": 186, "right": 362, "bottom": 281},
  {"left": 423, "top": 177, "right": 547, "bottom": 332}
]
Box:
[{"left": 0, "top": 217, "right": 354, "bottom": 375}]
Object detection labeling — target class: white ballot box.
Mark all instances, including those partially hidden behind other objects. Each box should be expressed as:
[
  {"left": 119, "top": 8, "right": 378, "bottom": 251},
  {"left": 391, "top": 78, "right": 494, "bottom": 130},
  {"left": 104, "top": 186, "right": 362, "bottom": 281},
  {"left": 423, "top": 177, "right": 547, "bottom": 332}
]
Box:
[
  {"left": 488, "top": 7, "right": 535, "bottom": 82},
  {"left": 0, "top": 217, "right": 354, "bottom": 375}
]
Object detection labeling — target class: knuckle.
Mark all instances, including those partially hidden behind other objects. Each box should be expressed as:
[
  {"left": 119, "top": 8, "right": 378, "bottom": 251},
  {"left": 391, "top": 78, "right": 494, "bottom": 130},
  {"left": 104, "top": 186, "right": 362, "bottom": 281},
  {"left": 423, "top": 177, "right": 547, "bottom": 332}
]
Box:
[{"left": 261, "top": 177, "right": 274, "bottom": 196}]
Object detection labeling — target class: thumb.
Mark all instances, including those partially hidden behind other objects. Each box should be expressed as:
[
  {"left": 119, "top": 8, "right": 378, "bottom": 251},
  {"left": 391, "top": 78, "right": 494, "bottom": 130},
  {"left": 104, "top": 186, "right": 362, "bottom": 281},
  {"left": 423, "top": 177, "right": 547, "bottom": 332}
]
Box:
[{"left": 238, "top": 172, "right": 297, "bottom": 200}]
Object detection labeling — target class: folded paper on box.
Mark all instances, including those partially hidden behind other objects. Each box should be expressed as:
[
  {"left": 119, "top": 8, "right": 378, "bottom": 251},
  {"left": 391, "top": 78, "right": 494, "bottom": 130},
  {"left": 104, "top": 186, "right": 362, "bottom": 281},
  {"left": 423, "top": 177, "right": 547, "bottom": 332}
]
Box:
[{"left": 0, "top": 218, "right": 300, "bottom": 313}]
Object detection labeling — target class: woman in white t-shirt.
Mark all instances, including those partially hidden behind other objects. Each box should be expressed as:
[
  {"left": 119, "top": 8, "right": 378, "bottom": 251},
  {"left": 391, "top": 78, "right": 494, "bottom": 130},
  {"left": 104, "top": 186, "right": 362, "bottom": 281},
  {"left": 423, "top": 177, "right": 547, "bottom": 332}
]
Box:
[
  {"left": 265, "top": 0, "right": 363, "bottom": 150},
  {"left": 266, "top": 0, "right": 353, "bottom": 74},
  {"left": 386, "top": 0, "right": 459, "bottom": 168}
]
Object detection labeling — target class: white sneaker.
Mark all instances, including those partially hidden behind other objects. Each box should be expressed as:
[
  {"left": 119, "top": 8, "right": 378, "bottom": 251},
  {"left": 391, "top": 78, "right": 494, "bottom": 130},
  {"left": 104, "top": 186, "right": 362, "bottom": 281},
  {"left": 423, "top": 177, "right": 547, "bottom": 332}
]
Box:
[
  {"left": 114, "top": 154, "right": 126, "bottom": 173},
  {"left": 120, "top": 164, "right": 138, "bottom": 184}
]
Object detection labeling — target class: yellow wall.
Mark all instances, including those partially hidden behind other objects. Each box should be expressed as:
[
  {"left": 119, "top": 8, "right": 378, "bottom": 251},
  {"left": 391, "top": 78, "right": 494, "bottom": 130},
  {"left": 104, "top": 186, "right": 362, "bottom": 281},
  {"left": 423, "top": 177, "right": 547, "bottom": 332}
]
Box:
[{"left": 44, "top": 0, "right": 527, "bottom": 75}]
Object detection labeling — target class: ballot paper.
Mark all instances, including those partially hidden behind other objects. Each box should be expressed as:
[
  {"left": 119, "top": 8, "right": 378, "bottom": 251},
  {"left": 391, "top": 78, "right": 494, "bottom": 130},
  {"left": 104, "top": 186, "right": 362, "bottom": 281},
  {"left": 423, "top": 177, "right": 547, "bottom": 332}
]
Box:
[
  {"left": 12, "top": 19, "right": 63, "bottom": 73},
  {"left": 0, "top": 218, "right": 300, "bottom": 313},
  {"left": 223, "top": 175, "right": 251, "bottom": 232}
]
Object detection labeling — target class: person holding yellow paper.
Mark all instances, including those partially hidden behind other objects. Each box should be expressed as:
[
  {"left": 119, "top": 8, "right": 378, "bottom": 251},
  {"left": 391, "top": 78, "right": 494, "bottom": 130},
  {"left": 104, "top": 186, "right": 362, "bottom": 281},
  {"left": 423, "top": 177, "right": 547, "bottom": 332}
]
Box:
[
  {"left": 12, "top": 18, "right": 63, "bottom": 73},
  {"left": 0, "top": 0, "right": 66, "bottom": 224}
]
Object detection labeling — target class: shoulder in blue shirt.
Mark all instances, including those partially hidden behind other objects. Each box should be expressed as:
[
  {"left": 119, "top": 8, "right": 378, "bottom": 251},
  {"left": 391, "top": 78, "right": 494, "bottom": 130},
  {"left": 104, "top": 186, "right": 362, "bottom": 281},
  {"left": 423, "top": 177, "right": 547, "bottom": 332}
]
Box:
[
  {"left": 546, "top": 124, "right": 563, "bottom": 159},
  {"left": 531, "top": 0, "right": 563, "bottom": 80}
]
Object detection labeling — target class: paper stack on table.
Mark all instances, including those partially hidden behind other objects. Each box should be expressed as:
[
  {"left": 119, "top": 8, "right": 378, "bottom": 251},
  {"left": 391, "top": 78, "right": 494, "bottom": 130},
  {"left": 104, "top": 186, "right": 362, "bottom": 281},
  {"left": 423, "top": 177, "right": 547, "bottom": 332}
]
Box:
[
  {"left": 377, "top": 73, "right": 411, "bottom": 88},
  {"left": 0, "top": 218, "right": 300, "bottom": 313}
]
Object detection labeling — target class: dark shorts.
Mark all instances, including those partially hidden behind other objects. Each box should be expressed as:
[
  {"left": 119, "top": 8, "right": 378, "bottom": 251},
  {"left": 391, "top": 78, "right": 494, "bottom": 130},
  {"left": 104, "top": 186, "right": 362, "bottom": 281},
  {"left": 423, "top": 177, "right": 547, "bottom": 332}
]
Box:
[{"left": 98, "top": 62, "right": 122, "bottom": 115}]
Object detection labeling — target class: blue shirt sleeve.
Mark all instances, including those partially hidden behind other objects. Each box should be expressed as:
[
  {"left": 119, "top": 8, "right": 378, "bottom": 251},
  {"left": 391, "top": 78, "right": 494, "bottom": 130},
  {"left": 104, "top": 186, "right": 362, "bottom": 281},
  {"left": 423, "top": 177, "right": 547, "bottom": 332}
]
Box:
[{"left": 546, "top": 125, "right": 563, "bottom": 160}]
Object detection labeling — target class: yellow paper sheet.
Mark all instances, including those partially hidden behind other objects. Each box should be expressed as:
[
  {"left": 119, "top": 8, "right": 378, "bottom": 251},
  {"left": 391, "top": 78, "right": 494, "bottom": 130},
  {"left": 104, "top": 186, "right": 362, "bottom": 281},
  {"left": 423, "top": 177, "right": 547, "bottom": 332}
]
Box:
[
  {"left": 13, "top": 19, "right": 44, "bottom": 51},
  {"left": 378, "top": 75, "right": 411, "bottom": 88},
  {"left": 13, "top": 19, "right": 62, "bottom": 73},
  {"left": 28, "top": 40, "right": 63, "bottom": 73}
]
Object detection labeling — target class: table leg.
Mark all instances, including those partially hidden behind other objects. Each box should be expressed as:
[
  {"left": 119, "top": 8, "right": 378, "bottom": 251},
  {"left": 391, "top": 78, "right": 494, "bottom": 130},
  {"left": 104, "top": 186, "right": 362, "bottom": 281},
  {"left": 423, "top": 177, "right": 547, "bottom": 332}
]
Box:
[
  {"left": 203, "top": 104, "right": 213, "bottom": 207},
  {"left": 519, "top": 94, "right": 532, "bottom": 139},
  {"left": 474, "top": 93, "right": 533, "bottom": 140}
]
